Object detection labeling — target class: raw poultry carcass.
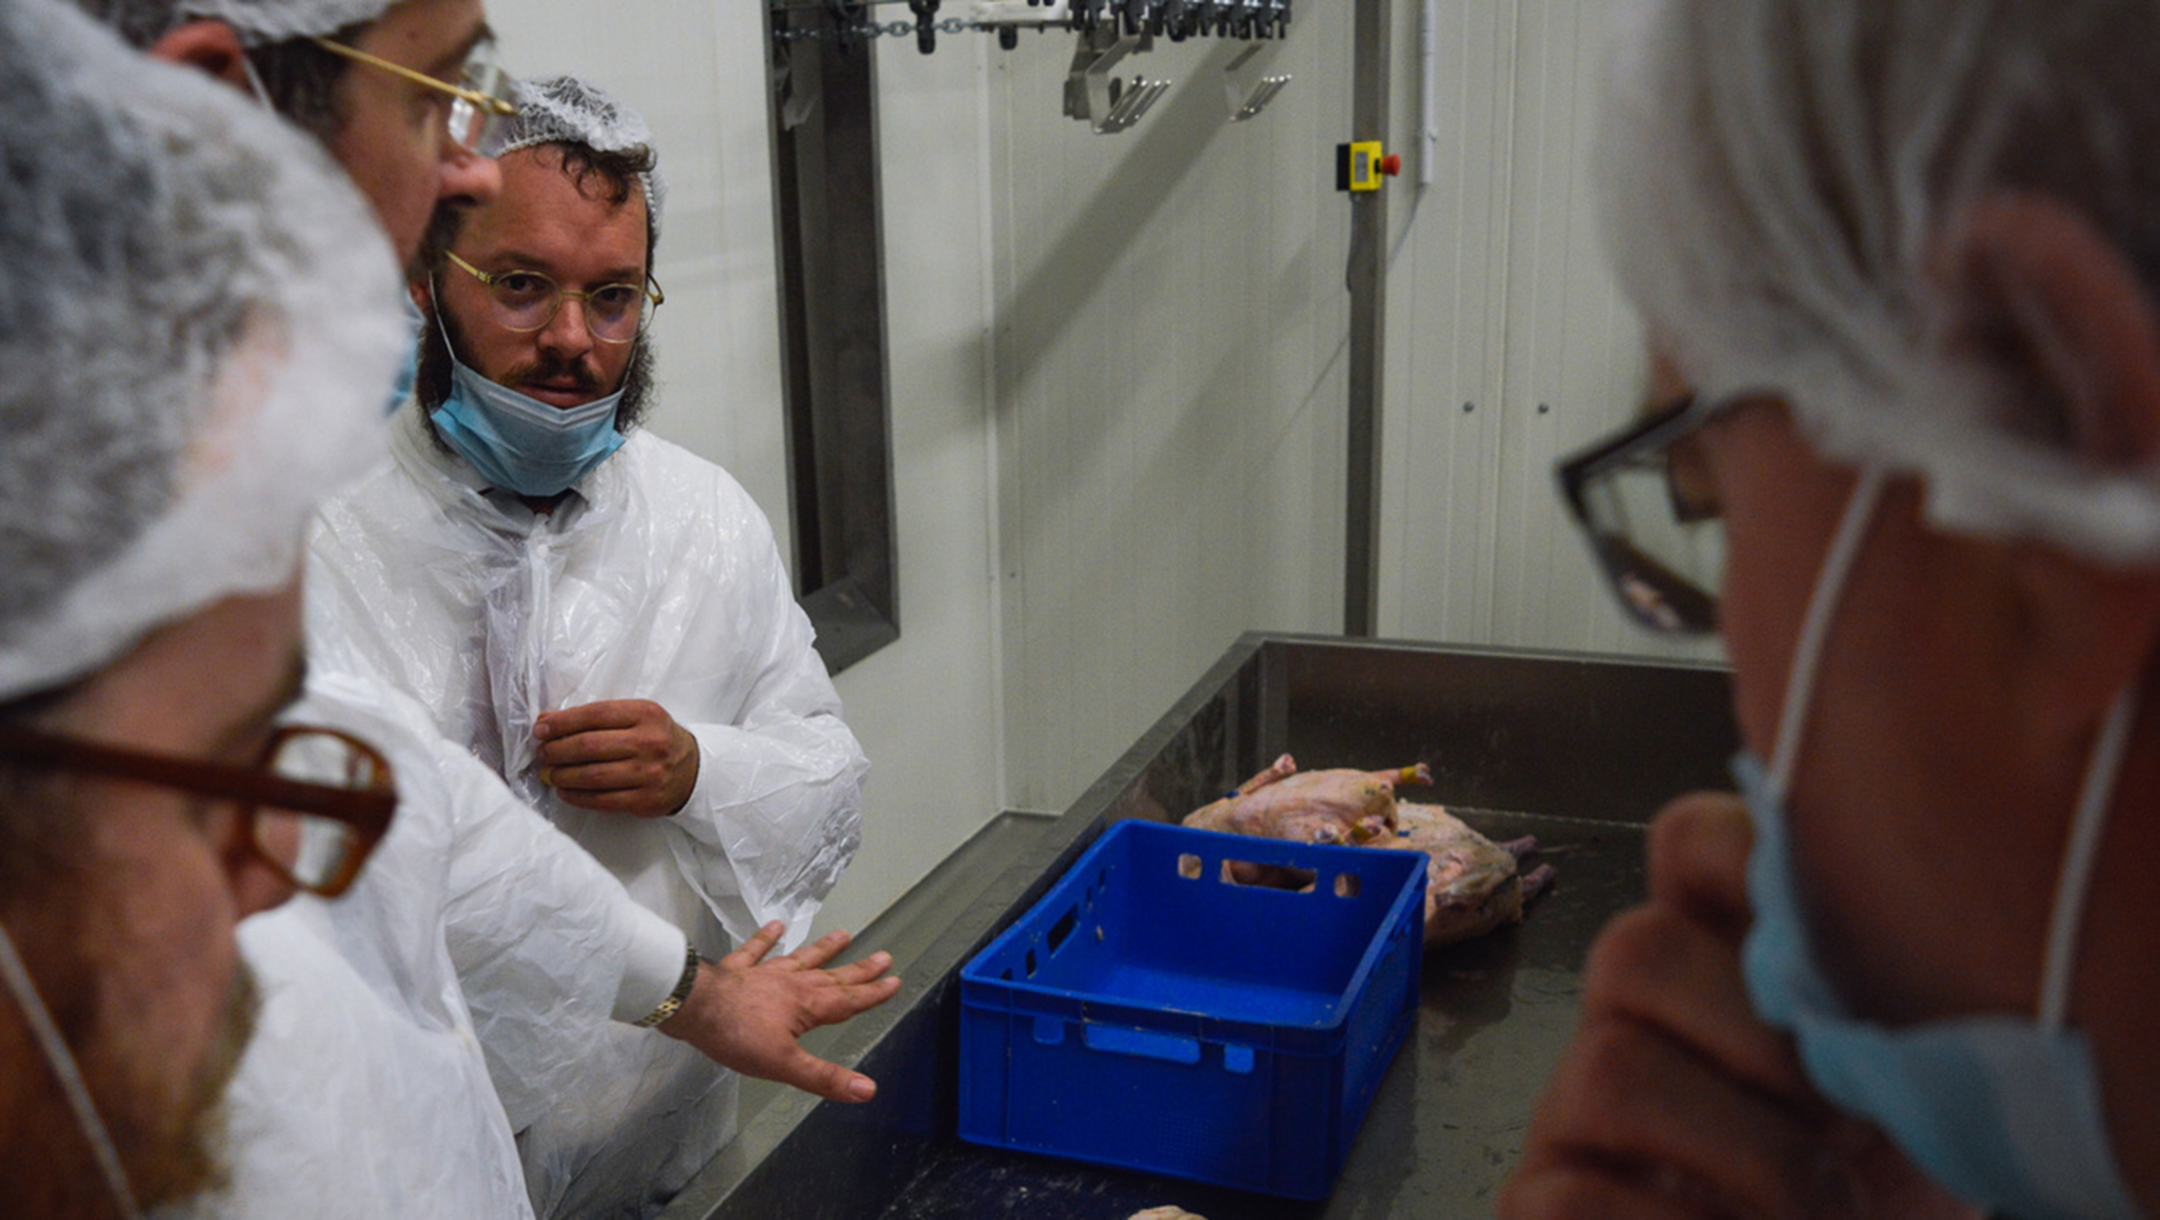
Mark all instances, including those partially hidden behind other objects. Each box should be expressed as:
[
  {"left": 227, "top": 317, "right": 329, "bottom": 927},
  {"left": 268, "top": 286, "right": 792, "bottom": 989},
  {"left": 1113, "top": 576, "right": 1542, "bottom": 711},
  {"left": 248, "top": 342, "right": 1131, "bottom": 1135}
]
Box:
[
  {"left": 1182, "top": 755, "right": 1553, "bottom": 947},
  {"left": 1183, "top": 754, "right": 1430, "bottom": 847},
  {"left": 1382, "top": 802, "right": 1555, "bottom": 945}
]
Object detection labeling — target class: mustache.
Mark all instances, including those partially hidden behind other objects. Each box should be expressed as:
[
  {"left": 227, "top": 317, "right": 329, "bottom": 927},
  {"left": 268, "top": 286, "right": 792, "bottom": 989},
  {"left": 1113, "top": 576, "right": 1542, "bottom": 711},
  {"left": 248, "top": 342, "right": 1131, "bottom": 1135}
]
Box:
[{"left": 501, "top": 353, "right": 606, "bottom": 394}]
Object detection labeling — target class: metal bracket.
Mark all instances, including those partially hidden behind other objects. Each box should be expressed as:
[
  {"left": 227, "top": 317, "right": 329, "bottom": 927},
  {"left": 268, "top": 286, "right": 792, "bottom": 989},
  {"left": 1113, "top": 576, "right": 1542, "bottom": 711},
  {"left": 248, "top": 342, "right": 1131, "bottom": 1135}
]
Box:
[
  {"left": 971, "top": 0, "right": 1071, "bottom": 28},
  {"left": 1063, "top": 24, "right": 1169, "bottom": 134},
  {"left": 1220, "top": 40, "right": 1288, "bottom": 122}
]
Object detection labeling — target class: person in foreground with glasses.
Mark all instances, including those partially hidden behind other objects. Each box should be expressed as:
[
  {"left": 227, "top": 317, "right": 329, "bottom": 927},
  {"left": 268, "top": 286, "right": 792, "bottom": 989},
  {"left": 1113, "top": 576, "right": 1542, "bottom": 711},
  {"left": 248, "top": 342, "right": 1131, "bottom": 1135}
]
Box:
[
  {"left": 0, "top": 1, "right": 412, "bottom": 1212},
  {"left": 77, "top": 0, "right": 514, "bottom": 272},
  {"left": 1502, "top": 3, "right": 2160, "bottom": 1219},
  {"left": 62, "top": 9, "right": 898, "bottom": 1220},
  {"left": 306, "top": 75, "right": 872, "bottom": 1219}
]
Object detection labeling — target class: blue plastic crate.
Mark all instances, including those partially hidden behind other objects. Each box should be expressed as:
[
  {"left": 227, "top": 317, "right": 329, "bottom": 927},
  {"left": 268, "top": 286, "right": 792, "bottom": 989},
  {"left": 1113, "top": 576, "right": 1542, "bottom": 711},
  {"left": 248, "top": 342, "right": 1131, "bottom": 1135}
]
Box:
[{"left": 958, "top": 820, "right": 1427, "bottom": 1200}]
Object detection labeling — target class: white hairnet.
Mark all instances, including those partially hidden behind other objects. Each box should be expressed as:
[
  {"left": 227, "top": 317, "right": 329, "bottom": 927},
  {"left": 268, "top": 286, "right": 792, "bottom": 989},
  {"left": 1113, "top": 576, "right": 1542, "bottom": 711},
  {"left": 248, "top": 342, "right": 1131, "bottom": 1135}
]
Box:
[
  {"left": 501, "top": 75, "right": 666, "bottom": 242},
  {"left": 73, "top": 0, "right": 396, "bottom": 46},
  {"left": 0, "top": 0, "right": 406, "bottom": 702},
  {"left": 1600, "top": 0, "right": 2160, "bottom": 563}
]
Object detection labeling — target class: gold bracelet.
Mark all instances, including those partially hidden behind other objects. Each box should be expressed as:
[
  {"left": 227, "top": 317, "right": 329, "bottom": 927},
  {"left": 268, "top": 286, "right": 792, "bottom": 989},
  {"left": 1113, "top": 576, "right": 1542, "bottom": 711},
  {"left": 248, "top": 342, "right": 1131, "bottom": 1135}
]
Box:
[{"left": 633, "top": 942, "right": 703, "bottom": 1028}]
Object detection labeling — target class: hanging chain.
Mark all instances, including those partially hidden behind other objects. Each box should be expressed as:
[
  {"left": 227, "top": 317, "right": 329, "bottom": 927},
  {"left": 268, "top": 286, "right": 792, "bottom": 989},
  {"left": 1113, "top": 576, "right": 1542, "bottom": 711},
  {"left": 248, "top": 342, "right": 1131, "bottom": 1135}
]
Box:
[
  {"left": 769, "top": 0, "right": 1291, "bottom": 46},
  {"left": 773, "top": 16, "right": 981, "bottom": 41}
]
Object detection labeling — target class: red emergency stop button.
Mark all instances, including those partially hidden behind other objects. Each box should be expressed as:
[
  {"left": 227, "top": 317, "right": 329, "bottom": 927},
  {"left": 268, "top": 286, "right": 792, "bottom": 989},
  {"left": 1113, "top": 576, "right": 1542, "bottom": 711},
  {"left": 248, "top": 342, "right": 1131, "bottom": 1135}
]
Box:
[{"left": 1379, "top": 154, "right": 1403, "bottom": 177}]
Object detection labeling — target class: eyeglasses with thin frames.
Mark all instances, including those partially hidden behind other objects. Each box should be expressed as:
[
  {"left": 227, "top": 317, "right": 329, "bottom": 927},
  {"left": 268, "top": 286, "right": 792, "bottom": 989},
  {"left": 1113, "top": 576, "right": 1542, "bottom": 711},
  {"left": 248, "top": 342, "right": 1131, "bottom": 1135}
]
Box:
[
  {"left": 0, "top": 724, "right": 398, "bottom": 899},
  {"left": 1555, "top": 393, "right": 1740, "bottom": 635},
  {"left": 443, "top": 249, "right": 665, "bottom": 344},
  {"left": 307, "top": 36, "right": 519, "bottom": 158}
]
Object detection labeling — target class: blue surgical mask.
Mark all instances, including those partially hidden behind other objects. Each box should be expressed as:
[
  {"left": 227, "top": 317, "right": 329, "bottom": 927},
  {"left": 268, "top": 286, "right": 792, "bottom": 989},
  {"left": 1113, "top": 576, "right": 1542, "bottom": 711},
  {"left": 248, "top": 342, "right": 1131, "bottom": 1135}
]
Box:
[
  {"left": 1735, "top": 469, "right": 2147, "bottom": 1220},
  {"left": 426, "top": 307, "right": 626, "bottom": 498},
  {"left": 388, "top": 295, "right": 424, "bottom": 416}
]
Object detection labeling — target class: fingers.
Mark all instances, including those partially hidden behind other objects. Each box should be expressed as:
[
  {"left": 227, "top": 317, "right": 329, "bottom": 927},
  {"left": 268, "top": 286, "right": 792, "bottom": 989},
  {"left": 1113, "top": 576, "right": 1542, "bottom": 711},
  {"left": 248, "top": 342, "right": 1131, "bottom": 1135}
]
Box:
[
  {"left": 1523, "top": 1014, "right": 1842, "bottom": 1220},
  {"left": 544, "top": 758, "right": 668, "bottom": 793},
  {"left": 721, "top": 921, "right": 786, "bottom": 969},
  {"left": 784, "top": 928, "right": 853, "bottom": 970},
  {"left": 534, "top": 698, "right": 657, "bottom": 740},
  {"left": 773, "top": 1046, "right": 879, "bottom": 1104},
  {"left": 1500, "top": 1160, "right": 1730, "bottom": 1220},
  {"left": 794, "top": 972, "right": 904, "bottom": 1027},
  {"left": 536, "top": 727, "right": 653, "bottom": 768},
  {"left": 818, "top": 949, "right": 896, "bottom": 987},
  {"left": 1583, "top": 906, "right": 1811, "bottom": 1102},
  {"left": 1644, "top": 792, "right": 1757, "bottom": 943}
]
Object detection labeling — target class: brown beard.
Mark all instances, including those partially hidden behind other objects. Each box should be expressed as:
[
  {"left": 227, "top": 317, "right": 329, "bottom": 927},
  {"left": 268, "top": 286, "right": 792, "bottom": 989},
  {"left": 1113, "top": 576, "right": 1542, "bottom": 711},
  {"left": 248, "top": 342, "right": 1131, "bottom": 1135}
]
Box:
[
  {"left": 114, "top": 965, "right": 257, "bottom": 1207},
  {"left": 0, "top": 940, "right": 257, "bottom": 1218}
]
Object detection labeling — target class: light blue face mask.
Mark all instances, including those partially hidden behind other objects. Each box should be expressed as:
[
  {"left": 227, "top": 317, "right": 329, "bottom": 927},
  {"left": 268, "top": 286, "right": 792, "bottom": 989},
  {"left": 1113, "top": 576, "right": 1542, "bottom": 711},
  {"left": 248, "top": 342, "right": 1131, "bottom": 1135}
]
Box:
[
  {"left": 1735, "top": 469, "right": 2148, "bottom": 1220},
  {"left": 388, "top": 295, "right": 424, "bottom": 416},
  {"left": 426, "top": 306, "right": 627, "bottom": 498}
]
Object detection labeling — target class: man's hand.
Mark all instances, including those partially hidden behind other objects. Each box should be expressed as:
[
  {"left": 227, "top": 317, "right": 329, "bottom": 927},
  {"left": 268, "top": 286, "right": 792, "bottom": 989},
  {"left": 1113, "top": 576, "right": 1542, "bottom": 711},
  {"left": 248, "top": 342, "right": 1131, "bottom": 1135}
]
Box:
[
  {"left": 534, "top": 699, "right": 700, "bottom": 817},
  {"left": 657, "top": 921, "right": 902, "bottom": 1103},
  {"left": 1498, "top": 793, "right": 1982, "bottom": 1220}
]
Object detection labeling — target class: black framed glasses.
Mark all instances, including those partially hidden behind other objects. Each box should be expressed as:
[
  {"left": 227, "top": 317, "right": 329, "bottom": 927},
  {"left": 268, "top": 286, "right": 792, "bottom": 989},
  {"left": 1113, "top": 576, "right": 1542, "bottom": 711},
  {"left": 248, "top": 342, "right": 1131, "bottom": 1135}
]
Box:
[
  {"left": 444, "top": 250, "right": 664, "bottom": 344},
  {"left": 0, "top": 724, "right": 397, "bottom": 898},
  {"left": 1556, "top": 393, "right": 1738, "bottom": 635}
]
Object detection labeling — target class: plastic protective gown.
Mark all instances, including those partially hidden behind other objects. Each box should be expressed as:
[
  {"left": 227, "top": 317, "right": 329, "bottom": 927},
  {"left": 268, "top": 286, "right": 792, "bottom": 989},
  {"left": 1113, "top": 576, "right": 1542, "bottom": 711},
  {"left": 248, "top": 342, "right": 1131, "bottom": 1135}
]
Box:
[
  {"left": 163, "top": 672, "right": 686, "bottom": 1220},
  {"left": 305, "top": 400, "right": 869, "bottom": 1219}
]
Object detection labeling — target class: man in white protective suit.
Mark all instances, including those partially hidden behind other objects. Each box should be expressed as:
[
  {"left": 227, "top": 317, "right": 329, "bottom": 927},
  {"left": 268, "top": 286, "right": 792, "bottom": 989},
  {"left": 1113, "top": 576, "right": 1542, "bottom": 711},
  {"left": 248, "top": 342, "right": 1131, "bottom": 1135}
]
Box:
[
  {"left": 0, "top": 3, "right": 407, "bottom": 1213},
  {"left": 54, "top": 5, "right": 899, "bottom": 1219},
  {"left": 306, "top": 74, "right": 874, "bottom": 1218}
]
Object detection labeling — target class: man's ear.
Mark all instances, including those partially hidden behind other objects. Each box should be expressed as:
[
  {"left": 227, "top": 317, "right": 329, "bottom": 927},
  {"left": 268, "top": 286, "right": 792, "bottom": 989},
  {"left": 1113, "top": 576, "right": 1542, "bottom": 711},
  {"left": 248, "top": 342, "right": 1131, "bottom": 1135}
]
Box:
[
  {"left": 1940, "top": 193, "right": 2160, "bottom": 726},
  {"left": 408, "top": 277, "right": 433, "bottom": 317},
  {"left": 1939, "top": 191, "right": 2160, "bottom": 470},
  {"left": 146, "top": 21, "right": 253, "bottom": 93}
]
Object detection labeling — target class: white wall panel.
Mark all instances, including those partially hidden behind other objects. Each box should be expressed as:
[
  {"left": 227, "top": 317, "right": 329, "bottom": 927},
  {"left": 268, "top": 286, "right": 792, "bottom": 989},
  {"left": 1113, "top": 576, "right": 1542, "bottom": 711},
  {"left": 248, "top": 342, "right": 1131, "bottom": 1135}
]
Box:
[
  {"left": 1378, "top": 0, "right": 1720, "bottom": 666},
  {"left": 1378, "top": 0, "right": 1513, "bottom": 643},
  {"left": 990, "top": 16, "right": 1357, "bottom": 812}
]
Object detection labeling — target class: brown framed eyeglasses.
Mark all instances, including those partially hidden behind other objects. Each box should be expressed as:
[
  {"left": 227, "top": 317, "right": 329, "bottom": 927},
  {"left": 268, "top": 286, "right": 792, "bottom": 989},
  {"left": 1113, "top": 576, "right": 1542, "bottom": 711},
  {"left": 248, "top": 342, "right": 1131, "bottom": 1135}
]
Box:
[{"left": 0, "top": 724, "right": 397, "bottom": 899}]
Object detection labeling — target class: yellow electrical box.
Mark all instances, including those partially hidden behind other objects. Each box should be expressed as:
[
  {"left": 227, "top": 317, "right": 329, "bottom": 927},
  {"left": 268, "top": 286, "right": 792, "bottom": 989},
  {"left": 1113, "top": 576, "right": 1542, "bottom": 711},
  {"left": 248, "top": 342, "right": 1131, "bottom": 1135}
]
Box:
[{"left": 1336, "top": 140, "right": 1398, "bottom": 192}]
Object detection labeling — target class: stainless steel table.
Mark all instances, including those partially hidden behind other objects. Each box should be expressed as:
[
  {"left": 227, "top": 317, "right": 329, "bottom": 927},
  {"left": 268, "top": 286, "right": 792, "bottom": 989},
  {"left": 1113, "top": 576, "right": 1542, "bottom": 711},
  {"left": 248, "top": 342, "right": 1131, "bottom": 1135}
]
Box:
[{"left": 662, "top": 633, "right": 1737, "bottom": 1220}]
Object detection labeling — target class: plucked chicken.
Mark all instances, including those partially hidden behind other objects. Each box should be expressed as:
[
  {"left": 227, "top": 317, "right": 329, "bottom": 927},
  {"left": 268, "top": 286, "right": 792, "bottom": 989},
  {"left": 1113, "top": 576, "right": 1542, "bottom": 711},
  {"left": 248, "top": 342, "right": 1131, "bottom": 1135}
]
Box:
[
  {"left": 1383, "top": 802, "right": 1554, "bottom": 945},
  {"left": 1181, "top": 755, "right": 1552, "bottom": 947}
]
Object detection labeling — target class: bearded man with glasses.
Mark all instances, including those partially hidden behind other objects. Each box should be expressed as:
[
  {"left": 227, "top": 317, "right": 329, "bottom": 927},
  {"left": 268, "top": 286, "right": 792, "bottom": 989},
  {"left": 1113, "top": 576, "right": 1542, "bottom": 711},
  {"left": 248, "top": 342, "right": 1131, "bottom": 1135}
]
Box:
[
  {"left": 307, "top": 75, "right": 872, "bottom": 1220},
  {"left": 0, "top": 3, "right": 413, "bottom": 1212}
]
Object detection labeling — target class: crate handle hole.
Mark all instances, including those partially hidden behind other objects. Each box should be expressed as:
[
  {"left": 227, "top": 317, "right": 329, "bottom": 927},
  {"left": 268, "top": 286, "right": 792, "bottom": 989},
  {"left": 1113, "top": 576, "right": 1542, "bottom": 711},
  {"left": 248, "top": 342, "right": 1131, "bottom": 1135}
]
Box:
[
  {"left": 1025, "top": 949, "right": 1038, "bottom": 977},
  {"left": 1084, "top": 1024, "right": 1200, "bottom": 1065},
  {"left": 1177, "top": 853, "right": 1203, "bottom": 880},
  {"left": 1047, "top": 907, "right": 1078, "bottom": 954},
  {"left": 1334, "top": 873, "right": 1362, "bottom": 898},
  {"left": 1218, "top": 859, "right": 1318, "bottom": 893}
]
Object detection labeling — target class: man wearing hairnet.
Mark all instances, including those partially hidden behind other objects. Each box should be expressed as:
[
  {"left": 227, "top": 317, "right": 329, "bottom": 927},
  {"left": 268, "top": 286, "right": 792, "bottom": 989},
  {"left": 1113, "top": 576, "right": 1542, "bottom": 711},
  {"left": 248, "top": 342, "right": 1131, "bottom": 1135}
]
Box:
[
  {"left": 308, "top": 74, "right": 873, "bottom": 1219},
  {"left": 59, "top": 7, "right": 897, "bottom": 1220},
  {"left": 1503, "top": 3, "right": 2160, "bottom": 1219},
  {"left": 76, "top": 0, "right": 507, "bottom": 268},
  {"left": 0, "top": 1, "right": 408, "bottom": 1213}
]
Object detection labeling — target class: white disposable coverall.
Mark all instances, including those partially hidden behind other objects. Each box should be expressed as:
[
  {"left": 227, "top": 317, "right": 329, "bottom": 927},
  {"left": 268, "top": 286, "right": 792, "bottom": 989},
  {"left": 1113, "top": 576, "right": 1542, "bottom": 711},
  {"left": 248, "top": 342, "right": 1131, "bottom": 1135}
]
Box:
[
  {"left": 161, "top": 672, "right": 686, "bottom": 1220},
  {"left": 306, "top": 400, "right": 869, "bottom": 1219}
]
